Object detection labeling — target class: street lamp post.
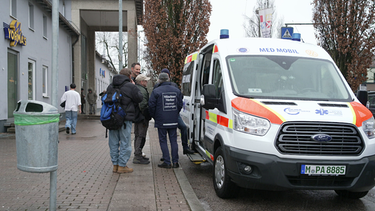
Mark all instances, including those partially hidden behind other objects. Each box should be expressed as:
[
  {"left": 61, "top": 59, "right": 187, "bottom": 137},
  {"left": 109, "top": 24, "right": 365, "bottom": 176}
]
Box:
[{"left": 119, "top": 0, "right": 123, "bottom": 71}]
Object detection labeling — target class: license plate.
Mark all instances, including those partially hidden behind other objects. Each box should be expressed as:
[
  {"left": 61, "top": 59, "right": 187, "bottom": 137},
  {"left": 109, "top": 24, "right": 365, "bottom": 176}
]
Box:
[{"left": 301, "top": 165, "right": 346, "bottom": 175}]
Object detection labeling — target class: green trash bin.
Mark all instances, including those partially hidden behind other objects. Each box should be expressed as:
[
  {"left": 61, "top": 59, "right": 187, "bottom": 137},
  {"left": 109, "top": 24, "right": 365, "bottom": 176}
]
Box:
[{"left": 14, "top": 100, "right": 60, "bottom": 173}]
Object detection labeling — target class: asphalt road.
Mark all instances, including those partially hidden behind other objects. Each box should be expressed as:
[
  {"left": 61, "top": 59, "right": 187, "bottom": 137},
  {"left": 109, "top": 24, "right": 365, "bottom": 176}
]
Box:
[{"left": 179, "top": 155, "right": 375, "bottom": 211}]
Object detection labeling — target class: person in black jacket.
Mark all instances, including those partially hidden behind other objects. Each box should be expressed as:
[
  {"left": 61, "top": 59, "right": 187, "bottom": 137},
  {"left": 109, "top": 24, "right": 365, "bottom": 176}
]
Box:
[
  {"left": 149, "top": 72, "right": 183, "bottom": 168},
  {"left": 106, "top": 68, "right": 143, "bottom": 174}
]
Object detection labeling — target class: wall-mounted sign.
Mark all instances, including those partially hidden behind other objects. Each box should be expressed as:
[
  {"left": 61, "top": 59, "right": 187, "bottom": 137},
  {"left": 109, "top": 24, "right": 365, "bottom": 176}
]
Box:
[
  {"left": 3, "top": 20, "right": 27, "bottom": 47},
  {"left": 100, "top": 68, "right": 106, "bottom": 78}
]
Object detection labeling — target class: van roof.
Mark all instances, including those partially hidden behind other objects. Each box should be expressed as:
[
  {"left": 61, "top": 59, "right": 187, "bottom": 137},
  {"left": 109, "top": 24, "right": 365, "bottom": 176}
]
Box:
[{"left": 206, "top": 38, "right": 330, "bottom": 60}]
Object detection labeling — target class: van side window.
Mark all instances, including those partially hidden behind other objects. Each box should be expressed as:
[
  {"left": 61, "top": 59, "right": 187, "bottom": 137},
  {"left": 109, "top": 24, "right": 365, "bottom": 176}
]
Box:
[
  {"left": 182, "top": 62, "right": 194, "bottom": 96},
  {"left": 201, "top": 53, "right": 212, "bottom": 91},
  {"left": 212, "top": 59, "right": 226, "bottom": 113},
  {"left": 213, "top": 59, "right": 223, "bottom": 98}
]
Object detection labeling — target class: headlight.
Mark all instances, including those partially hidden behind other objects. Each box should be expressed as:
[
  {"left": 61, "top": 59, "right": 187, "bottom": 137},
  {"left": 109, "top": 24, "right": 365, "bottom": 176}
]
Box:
[
  {"left": 233, "top": 108, "right": 270, "bottom": 136},
  {"left": 362, "top": 117, "right": 375, "bottom": 139}
]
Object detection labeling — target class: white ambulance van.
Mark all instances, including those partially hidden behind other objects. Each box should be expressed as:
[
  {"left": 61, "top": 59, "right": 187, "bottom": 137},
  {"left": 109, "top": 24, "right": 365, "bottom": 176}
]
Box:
[{"left": 180, "top": 34, "right": 375, "bottom": 199}]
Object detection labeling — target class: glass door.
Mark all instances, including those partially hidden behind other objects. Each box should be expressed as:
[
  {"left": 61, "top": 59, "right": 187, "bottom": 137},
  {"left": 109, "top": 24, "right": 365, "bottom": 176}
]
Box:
[{"left": 7, "top": 51, "right": 18, "bottom": 118}]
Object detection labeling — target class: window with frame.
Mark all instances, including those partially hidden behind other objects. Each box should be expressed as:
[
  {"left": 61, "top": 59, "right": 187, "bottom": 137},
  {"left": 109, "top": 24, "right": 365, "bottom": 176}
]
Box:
[
  {"left": 28, "top": 3, "right": 34, "bottom": 29},
  {"left": 62, "top": 0, "right": 66, "bottom": 17},
  {"left": 28, "top": 60, "right": 35, "bottom": 100},
  {"left": 201, "top": 54, "right": 211, "bottom": 91},
  {"left": 43, "top": 15, "right": 47, "bottom": 38},
  {"left": 43, "top": 66, "right": 48, "bottom": 97},
  {"left": 212, "top": 59, "right": 223, "bottom": 98},
  {"left": 182, "top": 62, "right": 194, "bottom": 96},
  {"left": 10, "top": 0, "right": 17, "bottom": 18}
]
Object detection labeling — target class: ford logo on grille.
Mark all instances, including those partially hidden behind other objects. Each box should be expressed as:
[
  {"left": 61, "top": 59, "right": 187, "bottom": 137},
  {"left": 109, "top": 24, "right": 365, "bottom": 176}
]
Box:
[{"left": 311, "top": 134, "right": 332, "bottom": 142}]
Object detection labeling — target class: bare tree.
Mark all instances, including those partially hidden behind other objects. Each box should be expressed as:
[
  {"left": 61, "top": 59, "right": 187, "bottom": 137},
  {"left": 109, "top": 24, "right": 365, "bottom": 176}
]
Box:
[
  {"left": 142, "top": 0, "right": 212, "bottom": 86},
  {"left": 95, "top": 32, "right": 128, "bottom": 72},
  {"left": 313, "top": 0, "right": 375, "bottom": 91},
  {"left": 243, "top": 0, "right": 283, "bottom": 38}
]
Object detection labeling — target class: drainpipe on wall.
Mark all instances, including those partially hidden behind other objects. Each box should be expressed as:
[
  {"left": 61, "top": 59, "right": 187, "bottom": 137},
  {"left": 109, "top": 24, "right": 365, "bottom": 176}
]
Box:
[{"left": 71, "top": 35, "right": 79, "bottom": 84}]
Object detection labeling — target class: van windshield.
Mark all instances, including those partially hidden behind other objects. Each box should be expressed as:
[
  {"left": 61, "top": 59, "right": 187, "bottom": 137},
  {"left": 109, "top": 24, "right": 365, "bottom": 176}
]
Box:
[{"left": 227, "top": 55, "right": 351, "bottom": 101}]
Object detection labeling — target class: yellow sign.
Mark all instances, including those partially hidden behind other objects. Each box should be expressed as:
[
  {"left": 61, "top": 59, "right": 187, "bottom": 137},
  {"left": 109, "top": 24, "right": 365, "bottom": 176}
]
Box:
[{"left": 3, "top": 20, "right": 27, "bottom": 47}]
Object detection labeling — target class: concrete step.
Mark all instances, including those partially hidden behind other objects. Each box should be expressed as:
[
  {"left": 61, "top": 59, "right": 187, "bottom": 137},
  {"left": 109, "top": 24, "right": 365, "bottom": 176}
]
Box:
[
  {"left": 7, "top": 127, "right": 15, "bottom": 133},
  {"left": 4, "top": 122, "right": 15, "bottom": 127}
]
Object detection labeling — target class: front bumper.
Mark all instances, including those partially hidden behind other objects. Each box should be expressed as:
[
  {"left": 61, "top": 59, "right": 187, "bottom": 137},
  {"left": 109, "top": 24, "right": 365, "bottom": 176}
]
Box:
[{"left": 224, "top": 145, "right": 375, "bottom": 192}]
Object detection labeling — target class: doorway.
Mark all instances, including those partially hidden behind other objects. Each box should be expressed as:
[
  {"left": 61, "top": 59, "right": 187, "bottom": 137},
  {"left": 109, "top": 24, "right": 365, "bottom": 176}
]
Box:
[{"left": 8, "top": 50, "right": 18, "bottom": 118}]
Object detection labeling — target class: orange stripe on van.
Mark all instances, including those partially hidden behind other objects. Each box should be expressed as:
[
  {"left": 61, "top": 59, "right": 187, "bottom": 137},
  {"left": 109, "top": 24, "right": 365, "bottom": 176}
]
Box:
[
  {"left": 213, "top": 45, "right": 219, "bottom": 53},
  {"left": 349, "top": 101, "right": 373, "bottom": 127},
  {"left": 185, "top": 55, "right": 192, "bottom": 64},
  {"left": 205, "top": 110, "right": 230, "bottom": 128},
  {"left": 217, "top": 115, "right": 229, "bottom": 127},
  {"left": 231, "top": 98, "right": 285, "bottom": 125}
]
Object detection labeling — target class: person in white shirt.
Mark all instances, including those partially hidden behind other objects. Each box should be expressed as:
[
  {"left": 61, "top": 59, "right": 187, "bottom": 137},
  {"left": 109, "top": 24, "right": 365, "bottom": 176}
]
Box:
[{"left": 61, "top": 83, "right": 81, "bottom": 135}]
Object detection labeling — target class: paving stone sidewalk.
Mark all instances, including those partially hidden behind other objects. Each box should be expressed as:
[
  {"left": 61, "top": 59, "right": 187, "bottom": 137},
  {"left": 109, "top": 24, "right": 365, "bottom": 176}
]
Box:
[{"left": 0, "top": 117, "right": 203, "bottom": 211}]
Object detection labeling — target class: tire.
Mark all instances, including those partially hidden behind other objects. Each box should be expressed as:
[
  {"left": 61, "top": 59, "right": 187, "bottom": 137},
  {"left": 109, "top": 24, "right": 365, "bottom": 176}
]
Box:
[
  {"left": 213, "top": 146, "right": 239, "bottom": 198},
  {"left": 334, "top": 190, "right": 369, "bottom": 199}
]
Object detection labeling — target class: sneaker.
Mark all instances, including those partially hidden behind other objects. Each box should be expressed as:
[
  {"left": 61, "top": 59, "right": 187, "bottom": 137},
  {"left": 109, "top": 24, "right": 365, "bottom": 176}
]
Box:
[
  {"left": 183, "top": 148, "right": 195, "bottom": 154},
  {"left": 142, "top": 156, "right": 150, "bottom": 161},
  {"left": 66, "top": 127, "right": 70, "bottom": 134},
  {"left": 158, "top": 162, "right": 171, "bottom": 169},
  {"left": 117, "top": 166, "right": 133, "bottom": 173},
  {"left": 133, "top": 157, "right": 150, "bottom": 164},
  {"left": 172, "top": 163, "right": 180, "bottom": 168},
  {"left": 142, "top": 153, "right": 149, "bottom": 160}
]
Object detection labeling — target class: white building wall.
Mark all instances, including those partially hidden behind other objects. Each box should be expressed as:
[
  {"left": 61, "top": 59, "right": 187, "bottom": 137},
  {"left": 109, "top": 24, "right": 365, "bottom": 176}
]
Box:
[
  {"left": 0, "top": 0, "right": 75, "bottom": 132},
  {"left": 94, "top": 52, "right": 116, "bottom": 110}
]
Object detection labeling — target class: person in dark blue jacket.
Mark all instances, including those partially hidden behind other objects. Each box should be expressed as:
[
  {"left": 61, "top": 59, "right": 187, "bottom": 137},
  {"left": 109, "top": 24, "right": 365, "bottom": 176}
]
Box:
[
  {"left": 154, "top": 69, "right": 195, "bottom": 156},
  {"left": 149, "top": 72, "right": 183, "bottom": 168}
]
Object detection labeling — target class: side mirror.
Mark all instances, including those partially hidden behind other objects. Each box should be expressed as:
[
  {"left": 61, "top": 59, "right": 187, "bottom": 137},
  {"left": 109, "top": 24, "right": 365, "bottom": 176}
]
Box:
[
  {"left": 356, "top": 90, "right": 368, "bottom": 107},
  {"left": 202, "top": 84, "right": 216, "bottom": 110}
]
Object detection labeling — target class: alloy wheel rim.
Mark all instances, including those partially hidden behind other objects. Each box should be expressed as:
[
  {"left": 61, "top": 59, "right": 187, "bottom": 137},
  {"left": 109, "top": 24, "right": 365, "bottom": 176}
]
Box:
[{"left": 215, "top": 155, "right": 225, "bottom": 189}]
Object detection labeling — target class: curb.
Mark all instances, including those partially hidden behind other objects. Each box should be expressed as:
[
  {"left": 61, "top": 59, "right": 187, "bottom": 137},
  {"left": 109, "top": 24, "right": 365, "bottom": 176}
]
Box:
[{"left": 174, "top": 167, "right": 205, "bottom": 211}]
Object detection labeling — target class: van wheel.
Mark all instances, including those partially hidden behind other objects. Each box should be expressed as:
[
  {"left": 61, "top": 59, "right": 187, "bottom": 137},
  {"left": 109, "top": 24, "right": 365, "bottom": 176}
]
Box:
[
  {"left": 334, "top": 190, "right": 368, "bottom": 199},
  {"left": 213, "top": 147, "right": 239, "bottom": 198}
]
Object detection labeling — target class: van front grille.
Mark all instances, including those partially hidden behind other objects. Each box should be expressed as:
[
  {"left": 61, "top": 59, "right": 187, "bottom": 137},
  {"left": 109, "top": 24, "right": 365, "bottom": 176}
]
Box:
[{"left": 276, "top": 122, "right": 364, "bottom": 156}]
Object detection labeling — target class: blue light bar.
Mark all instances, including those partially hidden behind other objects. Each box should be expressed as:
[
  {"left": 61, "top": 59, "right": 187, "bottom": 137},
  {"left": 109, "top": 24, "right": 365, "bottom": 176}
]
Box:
[
  {"left": 291, "top": 33, "right": 301, "bottom": 42},
  {"left": 220, "top": 29, "right": 229, "bottom": 39}
]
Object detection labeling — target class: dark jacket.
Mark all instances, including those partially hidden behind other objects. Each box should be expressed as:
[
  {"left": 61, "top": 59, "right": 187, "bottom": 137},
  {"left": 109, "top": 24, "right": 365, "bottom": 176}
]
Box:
[
  {"left": 106, "top": 74, "right": 143, "bottom": 121},
  {"left": 149, "top": 82, "right": 183, "bottom": 128},
  {"left": 154, "top": 81, "right": 178, "bottom": 89},
  {"left": 136, "top": 83, "right": 151, "bottom": 121}
]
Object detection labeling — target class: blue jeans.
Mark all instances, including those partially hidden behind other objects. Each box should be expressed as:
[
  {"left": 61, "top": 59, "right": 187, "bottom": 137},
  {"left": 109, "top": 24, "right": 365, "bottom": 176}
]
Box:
[
  {"left": 65, "top": 111, "right": 78, "bottom": 134},
  {"left": 108, "top": 121, "right": 132, "bottom": 167},
  {"left": 177, "top": 115, "right": 188, "bottom": 150},
  {"left": 158, "top": 128, "right": 178, "bottom": 164}
]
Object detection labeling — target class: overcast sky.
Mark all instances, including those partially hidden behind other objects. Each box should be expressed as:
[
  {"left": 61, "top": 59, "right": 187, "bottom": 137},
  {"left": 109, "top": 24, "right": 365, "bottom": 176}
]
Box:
[{"left": 207, "top": 0, "right": 316, "bottom": 44}]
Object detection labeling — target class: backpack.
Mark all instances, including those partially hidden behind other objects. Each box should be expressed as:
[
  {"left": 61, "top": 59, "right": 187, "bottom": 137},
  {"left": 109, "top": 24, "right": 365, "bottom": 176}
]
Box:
[{"left": 100, "top": 82, "right": 127, "bottom": 137}]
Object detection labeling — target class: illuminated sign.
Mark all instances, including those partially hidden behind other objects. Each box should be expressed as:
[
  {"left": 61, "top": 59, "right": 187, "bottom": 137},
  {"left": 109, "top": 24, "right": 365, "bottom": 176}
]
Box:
[{"left": 3, "top": 20, "right": 27, "bottom": 47}]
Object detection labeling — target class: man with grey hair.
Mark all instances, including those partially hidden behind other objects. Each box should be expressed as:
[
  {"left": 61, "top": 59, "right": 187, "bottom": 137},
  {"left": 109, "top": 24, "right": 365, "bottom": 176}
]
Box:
[
  {"left": 149, "top": 72, "right": 183, "bottom": 168},
  {"left": 133, "top": 74, "right": 151, "bottom": 164},
  {"left": 106, "top": 68, "right": 143, "bottom": 173}
]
